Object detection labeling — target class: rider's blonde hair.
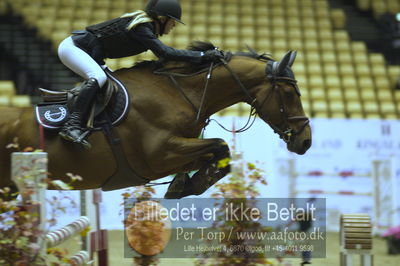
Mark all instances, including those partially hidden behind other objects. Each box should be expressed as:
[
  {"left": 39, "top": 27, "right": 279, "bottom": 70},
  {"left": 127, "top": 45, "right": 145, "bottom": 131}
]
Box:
[{"left": 121, "top": 10, "right": 153, "bottom": 30}]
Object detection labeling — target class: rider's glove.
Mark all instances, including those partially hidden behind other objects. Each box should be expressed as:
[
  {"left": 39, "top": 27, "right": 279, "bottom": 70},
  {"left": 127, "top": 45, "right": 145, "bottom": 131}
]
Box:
[{"left": 202, "top": 50, "right": 224, "bottom": 62}]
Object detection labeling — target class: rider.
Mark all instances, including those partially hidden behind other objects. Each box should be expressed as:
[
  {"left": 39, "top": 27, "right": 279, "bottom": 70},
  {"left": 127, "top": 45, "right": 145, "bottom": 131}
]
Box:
[{"left": 57, "top": 0, "right": 222, "bottom": 148}]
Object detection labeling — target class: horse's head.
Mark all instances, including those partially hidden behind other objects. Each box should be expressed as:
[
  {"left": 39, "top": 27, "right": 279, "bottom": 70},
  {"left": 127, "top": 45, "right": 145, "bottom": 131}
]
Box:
[
  {"left": 252, "top": 51, "right": 311, "bottom": 155},
  {"left": 139, "top": 41, "right": 311, "bottom": 154}
]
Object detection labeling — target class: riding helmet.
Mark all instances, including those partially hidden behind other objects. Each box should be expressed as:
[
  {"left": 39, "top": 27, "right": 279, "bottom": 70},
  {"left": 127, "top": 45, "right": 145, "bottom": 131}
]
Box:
[{"left": 145, "top": 0, "right": 185, "bottom": 24}]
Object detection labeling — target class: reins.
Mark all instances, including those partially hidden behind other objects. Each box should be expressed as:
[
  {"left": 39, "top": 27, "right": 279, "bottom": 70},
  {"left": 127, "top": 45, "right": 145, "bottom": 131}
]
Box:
[
  {"left": 153, "top": 52, "right": 309, "bottom": 141},
  {"left": 264, "top": 73, "right": 309, "bottom": 143},
  {"left": 153, "top": 61, "right": 223, "bottom": 118},
  {"left": 196, "top": 61, "right": 214, "bottom": 122},
  {"left": 153, "top": 54, "right": 259, "bottom": 133},
  {"left": 145, "top": 49, "right": 309, "bottom": 188},
  {"left": 209, "top": 57, "right": 260, "bottom": 133}
]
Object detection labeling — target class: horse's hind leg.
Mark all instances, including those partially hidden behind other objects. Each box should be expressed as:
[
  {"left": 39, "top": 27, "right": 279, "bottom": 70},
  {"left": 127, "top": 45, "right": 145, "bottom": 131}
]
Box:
[{"left": 164, "top": 138, "right": 231, "bottom": 199}]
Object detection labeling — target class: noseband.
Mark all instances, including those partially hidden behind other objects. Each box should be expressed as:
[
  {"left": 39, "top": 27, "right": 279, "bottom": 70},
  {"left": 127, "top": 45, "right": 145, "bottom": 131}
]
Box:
[
  {"left": 221, "top": 59, "right": 309, "bottom": 144},
  {"left": 261, "top": 76, "right": 309, "bottom": 144},
  {"left": 153, "top": 53, "right": 309, "bottom": 144}
]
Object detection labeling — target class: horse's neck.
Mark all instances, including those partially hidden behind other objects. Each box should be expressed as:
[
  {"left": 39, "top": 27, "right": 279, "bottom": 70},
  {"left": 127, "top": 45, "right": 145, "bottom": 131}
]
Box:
[
  {"left": 117, "top": 58, "right": 266, "bottom": 118},
  {"left": 202, "top": 57, "right": 266, "bottom": 116}
]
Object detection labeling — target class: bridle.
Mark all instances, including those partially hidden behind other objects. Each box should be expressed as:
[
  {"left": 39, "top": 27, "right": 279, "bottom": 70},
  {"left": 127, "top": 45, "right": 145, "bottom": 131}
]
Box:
[
  {"left": 219, "top": 58, "right": 310, "bottom": 144},
  {"left": 261, "top": 61, "right": 310, "bottom": 143},
  {"left": 153, "top": 52, "right": 310, "bottom": 144}
]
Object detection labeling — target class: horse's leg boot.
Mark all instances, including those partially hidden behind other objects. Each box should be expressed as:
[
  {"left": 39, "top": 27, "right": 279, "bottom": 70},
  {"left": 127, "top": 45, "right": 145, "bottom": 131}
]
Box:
[
  {"left": 187, "top": 142, "right": 231, "bottom": 195},
  {"left": 190, "top": 164, "right": 217, "bottom": 195},
  {"left": 188, "top": 160, "right": 231, "bottom": 196},
  {"left": 165, "top": 165, "right": 215, "bottom": 198},
  {"left": 164, "top": 141, "right": 232, "bottom": 198},
  {"left": 164, "top": 173, "right": 192, "bottom": 199},
  {"left": 59, "top": 78, "right": 100, "bottom": 149}
]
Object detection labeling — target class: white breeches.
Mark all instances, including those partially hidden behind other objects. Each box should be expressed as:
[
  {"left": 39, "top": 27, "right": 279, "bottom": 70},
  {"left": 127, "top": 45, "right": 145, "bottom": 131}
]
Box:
[{"left": 58, "top": 36, "right": 107, "bottom": 87}]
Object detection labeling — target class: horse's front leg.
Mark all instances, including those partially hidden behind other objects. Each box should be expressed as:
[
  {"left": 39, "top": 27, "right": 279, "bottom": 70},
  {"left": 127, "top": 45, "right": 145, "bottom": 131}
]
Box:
[{"left": 163, "top": 137, "right": 231, "bottom": 199}]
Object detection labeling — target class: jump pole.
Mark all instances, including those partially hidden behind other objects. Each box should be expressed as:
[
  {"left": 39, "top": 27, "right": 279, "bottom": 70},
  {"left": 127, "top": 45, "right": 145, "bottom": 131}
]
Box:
[
  {"left": 285, "top": 158, "right": 397, "bottom": 232},
  {"left": 11, "top": 152, "right": 101, "bottom": 265},
  {"left": 45, "top": 216, "right": 91, "bottom": 264},
  {"left": 81, "top": 189, "right": 109, "bottom": 266},
  {"left": 11, "top": 151, "right": 48, "bottom": 247}
]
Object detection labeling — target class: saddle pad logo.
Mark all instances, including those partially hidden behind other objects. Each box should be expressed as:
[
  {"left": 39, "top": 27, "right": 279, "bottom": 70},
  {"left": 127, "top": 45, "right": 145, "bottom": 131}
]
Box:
[
  {"left": 35, "top": 104, "right": 70, "bottom": 129},
  {"left": 44, "top": 107, "right": 67, "bottom": 122}
]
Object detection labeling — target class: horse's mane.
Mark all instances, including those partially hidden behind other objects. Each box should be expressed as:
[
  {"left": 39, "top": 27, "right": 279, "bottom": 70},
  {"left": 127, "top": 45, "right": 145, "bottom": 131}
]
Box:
[
  {"left": 187, "top": 41, "right": 273, "bottom": 62},
  {"left": 132, "top": 41, "right": 273, "bottom": 73},
  {"left": 186, "top": 41, "right": 217, "bottom": 52}
]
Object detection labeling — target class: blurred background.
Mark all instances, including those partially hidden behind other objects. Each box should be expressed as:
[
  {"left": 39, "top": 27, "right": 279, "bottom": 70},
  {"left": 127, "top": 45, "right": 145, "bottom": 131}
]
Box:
[
  {"left": 1, "top": 0, "right": 400, "bottom": 264},
  {"left": 0, "top": 0, "right": 399, "bottom": 119}
]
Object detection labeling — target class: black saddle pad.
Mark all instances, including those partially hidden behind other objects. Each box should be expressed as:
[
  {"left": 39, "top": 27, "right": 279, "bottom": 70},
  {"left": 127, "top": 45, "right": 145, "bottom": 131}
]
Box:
[
  {"left": 35, "top": 104, "right": 69, "bottom": 129},
  {"left": 35, "top": 72, "right": 130, "bottom": 130}
]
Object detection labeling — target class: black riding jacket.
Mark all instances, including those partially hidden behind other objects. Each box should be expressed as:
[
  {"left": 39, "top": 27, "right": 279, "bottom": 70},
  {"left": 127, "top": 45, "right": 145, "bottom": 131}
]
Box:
[{"left": 71, "top": 17, "right": 203, "bottom": 65}]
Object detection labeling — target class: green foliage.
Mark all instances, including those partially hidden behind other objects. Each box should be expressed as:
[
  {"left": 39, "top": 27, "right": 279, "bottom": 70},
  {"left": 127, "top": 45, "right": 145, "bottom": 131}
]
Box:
[
  {"left": 0, "top": 188, "right": 78, "bottom": 265},
  {"left": 0, "top": 200, "right": 45, "bottom": 265},
  {"left": 196, "top": 150, "right": 271, "bottom": 266},
  {"left": 0, "top": 148, "right": 82, "bottom": 265},
  {"left": 122, "top": 185, "right": 156, "bottom": 203}
]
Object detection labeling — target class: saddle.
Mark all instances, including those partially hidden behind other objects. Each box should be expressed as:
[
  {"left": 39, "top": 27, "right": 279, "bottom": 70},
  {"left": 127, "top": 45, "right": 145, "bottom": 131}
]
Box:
[
  {"left": 35, "top": 70, "right": 129, "bottom": 131},
  {"left": 35, "top": 70, "right": 149, "bottom": 190}
]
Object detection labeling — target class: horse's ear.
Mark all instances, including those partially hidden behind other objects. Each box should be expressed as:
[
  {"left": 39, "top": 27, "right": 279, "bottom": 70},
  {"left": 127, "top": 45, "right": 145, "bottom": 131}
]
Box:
[
  {"left": 277, "top": 51, "right": 292, "bottom": 75},
  {"left": 288, "top": 51, "right": 297, "bottom": 67}
]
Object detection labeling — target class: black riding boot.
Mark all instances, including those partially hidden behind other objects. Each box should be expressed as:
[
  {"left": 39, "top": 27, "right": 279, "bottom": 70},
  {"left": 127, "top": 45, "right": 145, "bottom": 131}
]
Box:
[{"left": 59, "top": 78, "right": 100, "bottom": 149}]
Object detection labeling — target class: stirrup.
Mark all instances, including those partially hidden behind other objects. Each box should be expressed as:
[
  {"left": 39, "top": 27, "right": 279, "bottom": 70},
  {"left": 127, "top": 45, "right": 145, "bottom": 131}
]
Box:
[
  {"left": 76, "top": 130, "right": 90, "bottom": 143},
  {"left": 59, "top": 130, "right": 92, "bottom": 149},
  {"left": 73, "top": 131, "right": 91, "bottom": 149}
]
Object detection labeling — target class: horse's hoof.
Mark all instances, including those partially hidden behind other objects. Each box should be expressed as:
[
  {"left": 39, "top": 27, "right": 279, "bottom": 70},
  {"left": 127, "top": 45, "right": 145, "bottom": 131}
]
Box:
[
  {"left": 164, "top": 191, "right": 184, "bottom": 199},
  {"left": 164, "top": 173, "right": 191, "bottom": 199},
  {"left": 164, "top": 188, "right": 195, "bottom": 199}
]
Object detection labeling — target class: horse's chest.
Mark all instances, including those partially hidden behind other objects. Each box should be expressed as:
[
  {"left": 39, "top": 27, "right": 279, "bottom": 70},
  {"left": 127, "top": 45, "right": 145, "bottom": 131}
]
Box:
[{"left": 167, "top": 111, "right": 199, "bottom": 135}]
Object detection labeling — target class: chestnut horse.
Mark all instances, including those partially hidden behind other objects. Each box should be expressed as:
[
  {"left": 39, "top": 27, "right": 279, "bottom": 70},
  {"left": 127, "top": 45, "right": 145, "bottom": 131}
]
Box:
[{"left": 0, "top": 43, "right": 311, "bottom": 198}]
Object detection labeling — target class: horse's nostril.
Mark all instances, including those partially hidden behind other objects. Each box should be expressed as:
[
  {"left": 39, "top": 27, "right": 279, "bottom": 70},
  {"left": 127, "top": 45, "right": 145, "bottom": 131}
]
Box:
[{"left": 303, "top": 139, "right": 312, "bottom": 150}]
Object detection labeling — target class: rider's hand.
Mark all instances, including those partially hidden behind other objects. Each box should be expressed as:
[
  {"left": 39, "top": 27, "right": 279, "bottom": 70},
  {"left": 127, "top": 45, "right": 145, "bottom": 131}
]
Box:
[{"left": 202, "top": 50, "right": 224, "bottom": 62}]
